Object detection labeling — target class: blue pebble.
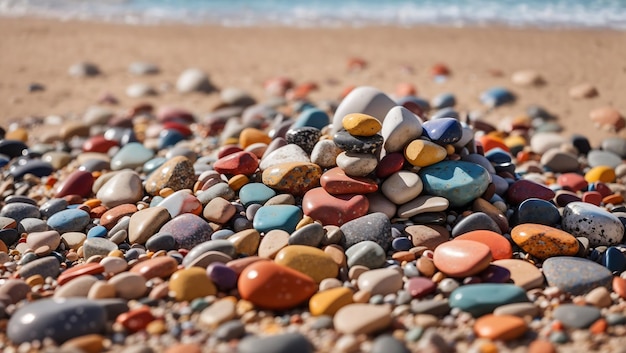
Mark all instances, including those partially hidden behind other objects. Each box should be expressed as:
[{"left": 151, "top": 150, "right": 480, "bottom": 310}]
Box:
[
  {"left": 421, "top": 118, "right": 463, "bottom": 144},
  {"left": 158, "top": 129, "right": 185, "bottom": 149},
  {"left": 449, "top": 283, "right": 529, "bottom": 317},
  {"left": 87, "top": 225, "right": 107, "bottom": 238},
  {"left": 47, "top": 209, "right": 91, "bottom": 234},
  {"left": 252, "top": 205, "right": 302, "bottom": 233},
  {"left": 485, "top": 148, "right": 512, "bottom": 164},
  {"left": 431, "top": 93, "right": 456, "bottom": 110},
  {"left": 292, "top": 108, "right": 330, "bottom": 130},
  {"left": 602, "top": 246, "right": 626, "bottom": 273},
  {"left": 143, "top": 157, "right": 167, "bottom": 175},
  {"left": 391, "top": 237, "right": 413, "bottom": 251},
  {"left": 516, "top": 198, "right": 561, "bottom": 226},
  {"left": 239, "top": 183, "right": 277, "bottom": 207},
  {"left": 419, "top": 160, "right": 490, "bottom": 208},
  {"left": 10, "top": 160, "right": 53, "bottom": 179},
  {"left": 480, "top": 87, "right": 516, "bottom": 107},
  {"left": 211, "top": 229, "right": 235, "bottom": 240}
]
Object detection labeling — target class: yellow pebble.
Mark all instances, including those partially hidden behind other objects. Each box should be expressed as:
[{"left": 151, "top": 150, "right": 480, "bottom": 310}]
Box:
[
  {"left": 108, "top": 249, "right": 125, "bottom": 258},
  {"left": 146, "top": 320, "right": 167, "bottom": 335},
  {"left": 342, "top": 113, "right": 382, "bottom": 136},
  {"left": 479, "top": 340, "right": 499, "bottom": 353},
  {"left": 404, "top": 139, "right": 447, "bottom": 167},
  {"left": 504, "top": 135, "right": 526, "bottom": 150},
  {"left": 26, "top": 274, "right": 44, "bottom": 287},
  {"left": 228, "top": 174, "right": 249, "bottom": 191},
  {"left": 236, "top": 299, "right": 255, "bottom": 315},
  {"left": 445, "top": 144, "right": 455, "bottom": 155},
  {"left": 309, "top": 287, "right": 354, "bottom": 316},
  {"left": 169, "top": 267, "right": 217, "bottom": 302},
  {"left": 295, "top": 215, "right": 315, "bottom": 230},
  {"left": 223, "top": 137, "right": 239, "bottom": 146},
  {"left": 159, "top": 188, "right": 175, "bottom": 197},
  {"left": 83, "top": 199, "right": 102, "bottom": 208},
  {"left": 239, "top": 127, "right": 272, "bottom": 149},
  {"left": 585, "top": 166, "right": 616, "bottom": 183},
  {"left": 5, "top": 128, "right": 28, "bottom": 142}
]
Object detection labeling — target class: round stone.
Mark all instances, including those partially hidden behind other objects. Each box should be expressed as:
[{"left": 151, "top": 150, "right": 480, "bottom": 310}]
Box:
[{"left": 433, "top": 240, "right": 492, "bottom": 278}]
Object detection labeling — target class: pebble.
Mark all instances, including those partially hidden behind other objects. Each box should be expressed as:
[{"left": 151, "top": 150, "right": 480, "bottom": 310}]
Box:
[
  {"left": 344, "top": 240, "right": 386, "bottom": 268},
  {"left": 474, "top": 314, "right": 528, "bottom": 341},
  {"left": 542, "top": 256, "right": 613, "bottom": 295},
  {"left": 507, "top": 179, "right": 555, "bottom": 205},
  {"left": 320, "top": 167, "right": 378, "bottom": 195},
  {"left": 561, "top": 202, "right": 624, "bottom": 246},
  {"left": 511, "top": 223, "right": 579, "bottom": 259},
  {"left": 357, "top": 267, "right": 403, "bottom": 295},
  {"left": 237, "top": 332, "right": 314, "bottom": 353},
  {"left": 454, "top": 230, "right": 512, "bottom": 260},
  {"left": 381, "top": 170, "right": 423, "bottom": 205},
  {"left": 433, "top": 239, "right": 492, "bottom": 277},
  {"left": 451, "top": 212, "right": 501, "bottom": 236},
  {"left": 274, "top": 245, "right": 338, "bottom": 283},
  {"left": 47, "top": 208, "right": 90, "bottom": 234},
  {"left": 553, "top": 304, "right": 601, "bottom": 329},
  {"left": 342, "top": 113, "right": 382, "bottom": 136},
  {"left": 371, "top": 335, "right": 410, "bottom": 353},
  {"left": 397, "top": 195, "right": 449, "bottom": 218},
  {"left": 421, "top": 118, "right": 463, "bottom": 144},
  {"left": 302, "top": 187, "right": 369, "bottom": 226},
  {"left": 169, "top": 267, "right": 217, "bottom": 302},
  {"left": 419, "top": 160, "right": 490, "bottom": 207},
  {"left": 404, "top": 139, "right": 448, "bottom": 167},
  {"left": 333, "top": 303, "right": 392, "bottom": 334},
  {"left": 176, "top": 68, "right": 213, "bottom": 93},
  {"left": 589, "top": 106, "right": 625, "bottom": 131},
  {"left": 381, "top": 106, "right": 423, "bottom": 153},
  {"left": 144, "top": 156, "right": 196, "bottom": 196},
  {"left": 160, "top": 213, "right": 214, "bottom": 250},
  {"left": 331, "top": 86, "right": 396, "bottom": 135},
  {"left": 516, "top": 198, "right": 561, "bottom": 226},
  {"left": 309, "top": 287, "right": 354, "bottom": 316},
  {"left": 340, "top": 212, "right": 391, "bottom": 251},
  {"left": 569, "top": 83, "right": 598, "bottom": 99},
  {"left": 310, "top": 139, "right": 342, "bottom": 168},
  {"left": 262, "top": 162, "right": 322, "bottom": 195},
  {"left": 18, "top": 256, "right": 60, "bottom": 279},
  {"left": 96, "top": 170, "right": 144, "bottom": 208},
  {"left": 449, "top": 283, "right": 529, "bottom": 317},
  {"left": 492, "top": 259, "right": 545, "bottom": 290},
  {"left": 82, "top": 237, "right": 118, "bottom": 259}
]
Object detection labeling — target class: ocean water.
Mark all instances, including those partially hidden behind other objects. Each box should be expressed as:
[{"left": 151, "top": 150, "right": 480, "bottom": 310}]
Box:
[{"left": 1, "top": 0, "right": 626, "bottom": 30}]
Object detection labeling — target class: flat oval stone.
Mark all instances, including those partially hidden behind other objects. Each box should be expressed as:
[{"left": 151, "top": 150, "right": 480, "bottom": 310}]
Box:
[
  {"left": 397, "top": 195, "right": 449, "bottom": 218},
  {"left": 542, "top": 256, "right": 612, "bottom": 295},
  {"left": 239, "top": 182, "right": 276, "bottom": 207},
  {"left": 257, "top": 229, "right": 289, "bottom": 258},
  {"left": 7, "top": 298, "right": 106, "bottom": 344},
  {"left": 516, "top": 198, "right": 561, "bottom": 226},
  {"left": 511, "top": 224, "right": 579, "bottom": 259},
  {"left": 342, "top": 113, "right": 382, "bottom": 136},
  {"left": 454, "top": 230, "right": 512, "bottom": 260},
  {"left": 213, "top": 151, "right": 259, "bottom": 176},
  {"left": 128, "top": 207, "right": 171, "bottom": 244},
  {"left": 237, "top": 332, "right": 314, "bottom": 353},
  {"left": 110, "top": 142, "right": 154, "bottom": 171},
  {"left": 199, "top": 298, "right": 236, "bottom": 327},
  {"left": 419, "top": 161, "right": 489, "bottom": 208},
  {"left": 381, "top": 170, "right": 423, "bottom": 205},
  {"left": 333, "top": 303, "right": 392, "bottom": 334},
  {"left": 82, "top": 237, "right": 117, "bottom": 259},
  {"left": 259, "top": 144, "right": 310, "bottom": 171},
  {"left": 10, "top": 159, "right": 53, "bottom": 179},
  {"left": 553, "top": 304, "right": 601, "bottom": 329},
  {"left": 262, "top": 162, "right": 322, "bottom": 196},
  {"left": 333, "top": 130, "right": 383, "bottom": 154},
  {"left": 275, "top": 245, "right": 339, "bottom": 283},
  {"left": 321, "top": 167, "right": 378, "bottom": 195},
  {"left": 238, "top": 261, "right": 317, "bottom": 310},
  {"left": 108, "top": 272, "right": 147, "bottom": 300},
  {"left": 451, "top": 212, "right": 501, "bottom": 237},
  {"left": 449, "top": 283, "right": 529, "bottom": 317},
  {"left": 309, "top": 287, "right": 354, "bottom": 316},
  {"left": 433, "top": 240, "right": 492, "bottom": 277},
  {"left": 585, "top": 165, "right": 616, "bottom": 183},
  {"left": 345, "top": 240, "right": 386, "bottom": 269},
  {"left": 181, "top": 239, "right": 236, "bottom": 268},
  {"left": 96, "top": 171, "right": 144, "bottom": 208},
  {"left": 47, "top": 209, "right": 91, "bottom": 234},
  {"left": 302, "top": 187, "right": 369, "bottom": 226},
  {"left": 588, "top": 149, "right": 622, "bottom": 168},
  {"left": 561, "top": 202, "right": 624, "bottom": 246},
  {"left": 340, "top": 212, "right": 391, "bottom": 251},
  {"left": 404, "top": 139, "right": 448, "bottom": 167},
  {"left": 57, "top": 262, "right": 105, "bottom": 286},
  {"left": 228, "top": 229, "right": 261, "bottom": 256},
  {"left": 406, "top": 224, "right": 449, "bottom": 250},
  {"left": 160, "top": 213, "right": 214, "bottom": 250},
  {"left": 253, "top": 205, "right": 302, "bottom": 233},
  {"left": 18, "top": 256, "right": 60, "bottom": 279},
  {"left": 144, "top": 156, "right": 196, "bottom": 196},
  {"left": 310, "top": 139, "right": 342, "bottom": 168},
  {"left": 336, "top": 151, "right": 378, "bottom": 177},
  {"left": 130, "top": 256, "right": 179, "bottom": 280},
  {"left": 169, "top": 267, "right": 217, "bottom": 302},
  {"left": 474, "top": 314, "right": 527, "bottom": 341},
  {"left": 55, "top": 170, "right": 94, "bottom": 198},
  {"left": 506, "top": 179, "right": 555, "bottom": 205},
  {"left": 540, "top": 149, "right": 579, "bottom": 173},
  {"left": 331, "top": 86, "right": 396, "bottom": 135},
  {"left": 357, "top": 268, "right": 403, "bottom": 296},
  {"left": 0, "top": 202, "right": 40, "bottom": 223},
  {"left": 421, "top": 118, "right": 463, "bottom": 145},
  {"left": 492, "top": 259, "right": 544, "bottom": 290},
  {"left": 26, "top": 230, "right": 61, "bottom": 255},
  {"left": 288, "top": 222, "right": 324, "bottom": 247}
]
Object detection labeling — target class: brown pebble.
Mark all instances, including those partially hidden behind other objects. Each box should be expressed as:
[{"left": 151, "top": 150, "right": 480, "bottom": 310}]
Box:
[
  {"left": 529, "top": 340, "right": 556, "bottom": 353},
  {"left": 61, "top": 334, "right": 105, "bottom": 353},
  {"left": 165, "top": 343, "right": 202, "bottom": 353}
]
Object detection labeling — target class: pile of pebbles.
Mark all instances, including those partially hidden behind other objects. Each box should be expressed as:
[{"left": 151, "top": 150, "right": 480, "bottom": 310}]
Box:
[{"left": 0, "top": 82, "right": 626, "bottom": 353}]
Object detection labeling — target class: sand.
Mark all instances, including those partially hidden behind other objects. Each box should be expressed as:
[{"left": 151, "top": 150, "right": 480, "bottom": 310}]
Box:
[{"left": 0, "top": 18, "right": 625, "bottom": 146}]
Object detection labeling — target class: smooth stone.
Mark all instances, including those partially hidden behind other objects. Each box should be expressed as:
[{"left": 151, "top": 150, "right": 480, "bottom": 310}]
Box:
[
  {"left": 144, "top": 156, "right": 196, "bottom": 196},
  {"left": 237, "top": 332, "right": 313, "bottom": 353},
  {"left": 10, "top": 159, "right": 53, "bottom": 179},
  {"left": 367, "top": 191, "right": 397, "bottom": 219},
  {"left": 100, "top": 257, "right": 128, "bottom": 275},
  {"left": 61, "top": 232, "right": 87, "bottom": 250},
  {"left": 0, "top": 140, "right": 28, "bottom": 158},
  {"left": 203, "top": 197, "right": 236, "bottom": 224},
  {"left": 55, "top": 170, "right": 94, "bottom": 198},
  {"left": 602, "top": 246, "right": 626, "bottom": 273},
  {"left": 169, "top": 267, "right": 217, "bottom": 302},
  {"left": 26, "top": 230, "right": 61, "bottom": 255},
  {"left": 506, "top": 179, "right": 555, "bottom": 205},
  {"left": 371, "top": 335, "right": 410, "bottom": 353},
  {"left": 333, "top": 130, "right": 383, "bottom": 154},
  {"left": 108, "top": 272, "right": 147, "bottom": 300},
  {"left": 340, "top": 212, "right": 391, "bottom": 251},
  {"left": 516, "top": 198, "right": 561, "bottom": 226},
  {"left": 345, "top": 240, "right": 386, "bottom": 269},
  {"left": 376, "top": 152, "right": 405, "bottom": 179},
  {"left": 405, "top": 277, "right": 437, "bottom": 298},
  {"left": 585, "top": 286, "right": 613, "bottom": 308},
  {"left": 293, "top": 108, "right": 330, "bottom": 130},
  {"left": 288, "top": 222, "right": 324, "bottom": 247},
  {"left": 262, "top": 162, "right": 322, "bottom": 195},
  {"left": 411, "top": 299, "right": 451, "bottom": 316},
  {"left": 285, "top": 127, "right": 321, "bottom": 154},
  {"left": 228, "top": 229, "right": 260, "bottom": 256},
  {"left": 585, "top": 165, "right": 616, "bottom": 183},
  {"left": 454, "top": 230, "right": 512, "bottom": 260},
  {"left": 561, "top": 202, "right": 624, "bottom": 246},
  {"left": 333, "top": 303, "right": 392, "bottom": 334},
  {"left": 257, "top": 229, "right": 289, "bottom": 258},
  {"left": 529, "top": 132, "right": 567, "bottom": 154},
  {"left": 320, "top": 167, "right": 378, "bottom": 195},
  {"left": 40, "top": 198, "right": 69, "bottom": 218},
  {"left": 57, "top": 263, "right": 105, "bottom": 286},
  {"left": 176, "top": 68, "right": 213, "bottom": 93},
  {"left": 19, "top": 218, "right": 47, "bottom": 234},
  {"left": 331, "top": 86, "right": 397, "bottom": 135},
  {"left": 309, "top": 287, "right": 353, "bottom": 316},
  {"left": 100, "top": 204, "right": 137, "bottom": 230},
  {"left": 405, "top": 224, "right": 449, "bottom": 250},
  {"left": 238, "top": 261, "right": 317, "bottom": 310},
  {"left": 601, "top": 137, "right": 626, "bottom": 158},
  {"left": 7, "top": 298, "right": 106, "bottom": 344},
  {"left": 310, "top": 139, "right": 342, "bottom": 168},
  {"left": 342, "top": 113, "right": 381, "bottom": 136},
  {"left": 421, "top": 118, "right": 463, "bottom": 145},
  {"left": 207, "top": 263, "right": 238, "bottom": 291},
  {"left": 126, "top": 83, "right": 156, "bottom": 97},
  {"left": 96, "top": 171, "right": 144, "bottom": 208},
  {"left": 145, "top": 232, "right": 176, "bottom": 252},
  {"left": 553, "top": 304, "right": 601, "bottom": 329},
  {"left": 199, "top": 298, "right": 236, "bottom": 327},
  {"left": 275, "top": 245, "right": 339, "bottom": 283},
  {"left": 130, "top": 256, "right": 179, "bottom": 280},
  {"left": 0, "top": 202, "right": 40, "bottom": 223},
  {"left": 181, "top": 240, "right": 236, "bottom": 268},
  {"left": 259, "top": 144, "right": 310, "bottom": 171},
  {"left": 397, "top": 195, "right": 448, "bottom": 219},
  {"left": 239, "top": 182, "right": 276, "bottom": 207},
  {"left": 449, "top": 283, "right": 529, "bottom": 317},
  {"left": 511, "top": 224, "right": 579, "bottom": 259},
  {"left": 381, "top": 170, "right": 423, "bottom": 205},
  {"left": 512, "top": 69, "right": 544, "bottom": 86},
  {"left": 380, "top": 106, "right": 423, "bottom": 153},
  {"left": 0, "top": 279, "right": 31, "bottom": 304},
  {"left": 433, "top": 240, "right": 492, "bottom": 278},
  {"left": 18, "top": 256, "right": 60, "bottom": 279},
  {"left": 588, "top": 149, "right": 622, "bottom": 168},
  {"left": 238, "top": 127, "right": 271, "bottom": 149},
  {"left": 451, "top": 212, "right": 501, "bottom": 237},
  {"left": 128, "top": 207, "right": 171, "bottom": 245},
  {"left": 302, "top": 187, "right": 369, "bottom": 226},
  {"left": 252, "top": 205, "right": 302, "bottom": 233},
  {"left": 156, "top": 190, "right": 202, "bottom": 218},
  {"left": 472, "top": 198, "right": 509, "bottom": 233},
  {"left": 47, "top": 209, "right": 90, "bottom": 234},
  {"left": 419, "top": 161, "right": 490, "bottom": 208},
  {"left": 492, "top": 259, "right": 544, "bottom": 290},
  {"left": 335, "top": 151, "right": 378, "bottom": 177},
  {"left": 404, "top": 139, "right": 448, "bottom": 167},
  {"left": 82, "top": 237, "right": 117, "bottom": 259},
  {"left": 356, "top": 267, "right": 402, "bottom": 296},
  {"left": 215, "top": 320, "right": 246, "bottom": 341},
  {"left": 110, "top": 142, "right": 154, "bottom": 171},
  {"left": 474, "top": 314, "right": 528, "bottom": 341},
  {"left": 160, "top": 213, "right": 214, "bottom": 250},
  {"left": 480, "top": 87, "right": 516, "bottom": 107},
  {"left": 214, "top": 151, "right": 259, "bottom": 176},
  {"left": 493, "top": 302, "right": 540, "bottom": 318},
  {"left": 128, "top": 61, "right": 159, "bottom": 75},
  {"left": 542, "top": 256, "right": 612, "bottom": 295},
  {"left": 431, "top": 93, "right": 456, "bottom": 109},
  {"left": 540, "top": 149, "right": 579, "bottom": 173}
]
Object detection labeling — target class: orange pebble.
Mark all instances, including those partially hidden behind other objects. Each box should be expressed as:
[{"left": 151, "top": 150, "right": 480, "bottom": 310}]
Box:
[
  {"left": 551, "top": 320, "right": 563, "bottom": 331},
  {"left": 395, "top": 82, "right": 417, "bottom": 97},
  {"left": 528, "top": 340, "right": 556, "bottom": 353},
  {"left": 116, "top": 306, "right": 155, "bottom": 333},
  {"left": 590, "top": 318, "right": 608, "bottom": 334},
  {"left": 228, "top": 174, "right": 249, "bottom": 191},
  {"left": 83, "top": 199, "right": 102, "bottom": 208},
  {"left": 239, "top": 127, "right": 272, "bottom": 149},
  {"left": 602, "top": 193, "right": 624, "bottom": 205},
  {"left": 431, "top": 63, "right": 451, "bottom": 76},
  {"left": 479, "top": 135, "right": 510, "bottom": 153}
]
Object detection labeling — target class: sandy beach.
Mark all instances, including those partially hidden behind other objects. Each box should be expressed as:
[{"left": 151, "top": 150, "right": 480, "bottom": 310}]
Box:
[{"left": 0, "top": 18, "right": 625, "bottom": 146}]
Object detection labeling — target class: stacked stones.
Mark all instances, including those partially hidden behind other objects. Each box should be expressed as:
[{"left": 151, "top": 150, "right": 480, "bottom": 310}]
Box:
[{"left": 0, "top": 84, "right": 626, "bottom": 353}]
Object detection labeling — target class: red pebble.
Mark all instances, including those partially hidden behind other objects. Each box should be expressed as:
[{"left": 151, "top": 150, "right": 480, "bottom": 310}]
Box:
[
  {"left": 321, "top": 167, "right": 378, "bottom": 195},
  {"left": 582, "top": 191, "right": 603, "bottom": 206},
  {"left": 506, "top": 179, "right": 555, "bottom": 205},
  {"left": 376, "top": 152, "right": 405, "bottom": 179},
  {"left": 302, "top": 187, "right": 369, "bottom": 226},
  {"left": 213, "top": 151, "right": 259, "bottom": 176},
  {"left": 116, "top": 306, "right": 155, "bottom": 333},
  {"left": 556, "top": 173, "right": 588, "bottom": 192},
  {"left": 57, "top": 263, "right": 105, "bottom": 286},
  {"left": 82, "top": 135, "right": 118, "bottom": 153},
  {"left": 55, "top": 170, "right": 95, "bottom": 198}
]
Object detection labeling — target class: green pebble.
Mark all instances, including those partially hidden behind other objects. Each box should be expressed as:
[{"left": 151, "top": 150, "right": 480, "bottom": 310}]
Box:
[
  {"left": 405, "top": 327, "right": 424, "bottom": 342},
  {"left": 190, "top": 298, "right": 209, "bottom": 312},
  {"left": 549, "top": 331, "right": 569, "bottom": 344}
]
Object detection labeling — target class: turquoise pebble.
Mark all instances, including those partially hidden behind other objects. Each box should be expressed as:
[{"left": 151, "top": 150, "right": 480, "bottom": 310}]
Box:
[
  {"left": 419, "top": 160, "right": 490, "bottom": 208},
  {"left": 143, "top": 157, "right": 167, "bottom": 174},
  {"left": 47, "top": 209, "right": 91, "bottom": 234},
  {"left": 252, "top": 205, "right": 302, "bottom": 233},
  {"left": 190, "top": 298, "right": 210, "bottom": 312},
  {"left": 87, "top": 225, "right": 107, "bottom": 238},
  {"left": 449, "top": 283, "right": 529, "bottom": 317},
  {"left": 549, "top": 331, "right": 569, "bottom": 344},
  {"left": 292, "top": 108, "right": 330, "bottom": 130},
  {"left": 239, "top": 183, "right": 276, "bottom": 207},
  {"left": 110, "top": 142, "right": 155, "bottom": 171}
]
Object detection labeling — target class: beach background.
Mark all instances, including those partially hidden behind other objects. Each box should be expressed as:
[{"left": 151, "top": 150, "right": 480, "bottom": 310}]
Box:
[{"left": 1, "top": 0, "right": 626, "bottom": 146}]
